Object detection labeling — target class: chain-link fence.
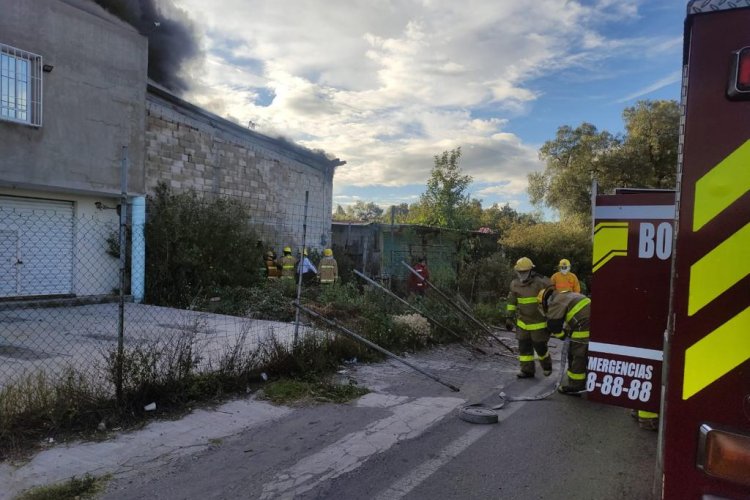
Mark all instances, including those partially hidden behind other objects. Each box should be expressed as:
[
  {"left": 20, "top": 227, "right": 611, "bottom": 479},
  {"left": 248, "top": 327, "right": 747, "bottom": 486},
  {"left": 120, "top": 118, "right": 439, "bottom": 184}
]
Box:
[
  {"left": 0, "top": 186, "right": 335, "bottom": 396},
  {"left": 0, "top": 184, "right": 512, "bottom": 461}
]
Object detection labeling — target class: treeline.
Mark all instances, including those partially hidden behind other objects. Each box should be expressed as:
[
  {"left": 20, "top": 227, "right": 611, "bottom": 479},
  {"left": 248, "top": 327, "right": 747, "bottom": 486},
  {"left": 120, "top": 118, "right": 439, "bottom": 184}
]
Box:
[{"left": 333, "top": 99, "right": 680, "bottom": 290}]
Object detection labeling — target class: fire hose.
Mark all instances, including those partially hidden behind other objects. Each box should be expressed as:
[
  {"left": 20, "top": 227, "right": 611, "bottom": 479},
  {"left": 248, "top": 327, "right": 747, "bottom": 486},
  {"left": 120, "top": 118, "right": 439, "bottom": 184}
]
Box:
[{"left": 458, "top": 338, "right": 577, "bottom": 424}]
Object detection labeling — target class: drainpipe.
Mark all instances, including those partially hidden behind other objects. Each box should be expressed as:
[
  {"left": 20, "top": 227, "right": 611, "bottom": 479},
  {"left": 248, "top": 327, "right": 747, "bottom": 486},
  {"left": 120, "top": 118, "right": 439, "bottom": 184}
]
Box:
[{"left": 131, "top": 196, "right": 146, "bottom": 303}]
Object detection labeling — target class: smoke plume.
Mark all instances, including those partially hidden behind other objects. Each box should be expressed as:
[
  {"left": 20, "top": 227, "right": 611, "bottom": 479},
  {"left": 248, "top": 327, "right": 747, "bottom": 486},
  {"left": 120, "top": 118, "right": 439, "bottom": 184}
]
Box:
[{"left": 92, "top": 0, "right": 199, "bottom": 93}]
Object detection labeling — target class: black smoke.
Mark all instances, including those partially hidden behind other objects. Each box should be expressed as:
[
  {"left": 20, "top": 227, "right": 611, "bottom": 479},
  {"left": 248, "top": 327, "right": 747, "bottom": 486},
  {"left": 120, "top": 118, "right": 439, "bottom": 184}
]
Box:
[{"left": 92, "top": 0, "right": 199, "bottom": 93}]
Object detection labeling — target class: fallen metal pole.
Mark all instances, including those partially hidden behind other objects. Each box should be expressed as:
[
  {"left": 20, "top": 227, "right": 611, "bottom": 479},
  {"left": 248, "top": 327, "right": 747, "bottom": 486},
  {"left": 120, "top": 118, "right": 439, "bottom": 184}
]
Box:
[
  {"left": 294, "top": 302, "right": 460, "bottom": 392},
  {"left": 353, "top": 270, "right": 485, "bottom": 355},
  {"left": 401, "top": 261, "right": 515, "bottom": 354}
]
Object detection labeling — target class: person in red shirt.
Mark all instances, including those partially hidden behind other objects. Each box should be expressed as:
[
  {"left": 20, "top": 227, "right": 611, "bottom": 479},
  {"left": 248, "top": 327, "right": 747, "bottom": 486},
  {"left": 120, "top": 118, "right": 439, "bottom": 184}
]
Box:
[{"left": 407, "top": 257, "right": 430, "bottom": 296}]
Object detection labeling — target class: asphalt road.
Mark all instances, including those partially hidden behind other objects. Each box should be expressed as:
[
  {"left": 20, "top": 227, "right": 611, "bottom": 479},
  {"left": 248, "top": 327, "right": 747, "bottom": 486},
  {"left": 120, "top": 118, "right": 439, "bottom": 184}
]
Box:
[{"left": 100, "top": 337, "right": 658, "bottom": 500}]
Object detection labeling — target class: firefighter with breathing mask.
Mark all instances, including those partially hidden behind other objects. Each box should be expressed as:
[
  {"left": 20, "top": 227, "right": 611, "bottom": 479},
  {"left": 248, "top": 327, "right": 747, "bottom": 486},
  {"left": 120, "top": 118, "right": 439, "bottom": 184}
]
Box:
[
  {"left": 550, "top": 258, "right": 581, "bottom": 293},
  {"left": 505, "top": 257, "right": 552, "bottom": 378},
  {"left": 537, "top": 286, "right": 590, "bottom": 394}
]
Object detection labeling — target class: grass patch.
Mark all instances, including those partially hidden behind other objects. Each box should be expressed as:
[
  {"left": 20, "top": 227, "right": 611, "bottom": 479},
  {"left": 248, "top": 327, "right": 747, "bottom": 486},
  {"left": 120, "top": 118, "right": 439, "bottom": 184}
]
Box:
[
  {"left": 15, "top": 473, "right": 108, "bottom": 500},
  {"left": 261, "top": 378, "right": 368, "bottom": 405}
]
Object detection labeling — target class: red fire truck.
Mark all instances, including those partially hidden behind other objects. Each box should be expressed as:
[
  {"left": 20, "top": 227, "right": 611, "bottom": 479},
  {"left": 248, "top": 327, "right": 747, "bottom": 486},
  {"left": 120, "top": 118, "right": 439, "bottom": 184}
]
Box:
[
  {"left": 660, "top": 2, "right": 750, "bottom": 498},
  {"left": 590, "top": 2, "right": 750, "bottom": 498}
]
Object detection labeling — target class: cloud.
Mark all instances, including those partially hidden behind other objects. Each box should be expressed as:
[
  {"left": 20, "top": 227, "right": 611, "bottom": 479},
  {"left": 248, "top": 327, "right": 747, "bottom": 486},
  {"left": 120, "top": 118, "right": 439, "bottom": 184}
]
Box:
[
  {"left": 171, "top": 0, "right": 671, "bottom": 208},
  {"left": 616, "top": 70, "right": 682, "bottom": 102}
]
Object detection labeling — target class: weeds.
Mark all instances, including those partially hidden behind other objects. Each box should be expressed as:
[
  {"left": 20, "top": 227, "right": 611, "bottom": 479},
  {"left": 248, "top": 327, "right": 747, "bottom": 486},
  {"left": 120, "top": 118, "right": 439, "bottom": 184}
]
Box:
[
  {"left": 261, "top": 378, "right": 368, "bottom": 406},
  {"left": 15, "top": 473, "right": 108, "bottom": 500},
  {"left": 0, "top": 370, "right": 111, "bottom": 459}
]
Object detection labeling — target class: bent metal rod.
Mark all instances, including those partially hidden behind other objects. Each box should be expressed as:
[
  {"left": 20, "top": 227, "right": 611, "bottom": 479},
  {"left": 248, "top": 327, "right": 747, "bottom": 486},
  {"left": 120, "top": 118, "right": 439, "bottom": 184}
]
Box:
[
  {"left": 294, "top": 301, "right": 460, "bottom": 392},
  {"left": 401, "top": 261, "right": 515, "bottom": 354},
  {"left": 353, "top": 269, "right": 486, "bottom": 356}
]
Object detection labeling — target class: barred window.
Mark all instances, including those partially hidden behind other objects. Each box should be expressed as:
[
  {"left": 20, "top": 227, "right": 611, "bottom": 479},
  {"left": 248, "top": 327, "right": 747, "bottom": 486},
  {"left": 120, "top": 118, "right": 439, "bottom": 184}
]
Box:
[{"left": 1, "top": 43, "right": 42, "bottom": 127}]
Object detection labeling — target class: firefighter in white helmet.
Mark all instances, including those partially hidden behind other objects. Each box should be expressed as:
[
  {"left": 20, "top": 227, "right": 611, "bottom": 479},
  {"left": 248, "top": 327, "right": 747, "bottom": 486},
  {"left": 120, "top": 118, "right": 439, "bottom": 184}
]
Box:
[
  {"left": 537, "top": 286, "right": 590, "bottom": 394},
  {"left": 505, "top": 257, "right": 552, "bottom": 378}
]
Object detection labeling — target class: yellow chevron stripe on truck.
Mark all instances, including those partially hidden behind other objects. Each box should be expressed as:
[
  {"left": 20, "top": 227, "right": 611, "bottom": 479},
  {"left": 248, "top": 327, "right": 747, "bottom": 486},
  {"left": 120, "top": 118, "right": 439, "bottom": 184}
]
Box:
[
  {"left": 693, "top": 139, "right": 750, "bottom": 232},
  {"left": 684, "top": 140, "right": 750, "bottom": 399},
  {"left": 592, "top": 222, "right": 628, "bottom": 273}
]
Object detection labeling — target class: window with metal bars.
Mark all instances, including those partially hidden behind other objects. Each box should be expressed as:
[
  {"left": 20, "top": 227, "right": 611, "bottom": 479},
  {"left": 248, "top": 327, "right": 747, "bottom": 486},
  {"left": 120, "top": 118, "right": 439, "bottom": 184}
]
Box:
[{"left": 1, "top": 42, "right": 42, "bottom": 127}]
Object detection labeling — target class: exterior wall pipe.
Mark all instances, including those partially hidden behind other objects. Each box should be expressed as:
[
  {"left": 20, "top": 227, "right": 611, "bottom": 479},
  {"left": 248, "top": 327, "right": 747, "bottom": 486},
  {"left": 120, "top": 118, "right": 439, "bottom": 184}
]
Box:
[{"left": 130, "top": 195, "right": 146, "bottom": 303}]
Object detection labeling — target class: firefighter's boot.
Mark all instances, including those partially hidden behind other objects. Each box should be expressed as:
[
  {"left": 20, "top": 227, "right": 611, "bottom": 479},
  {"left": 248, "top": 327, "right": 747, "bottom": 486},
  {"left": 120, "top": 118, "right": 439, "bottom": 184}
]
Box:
[
  {"left": 557, "top": 385, "right": 583, "bottom": 396},
  {"left": 638, "top": 411, "right": 659, "bottom": 431},
  {"left": 539, "top": 352, "right": 552, "bottom": 376}
]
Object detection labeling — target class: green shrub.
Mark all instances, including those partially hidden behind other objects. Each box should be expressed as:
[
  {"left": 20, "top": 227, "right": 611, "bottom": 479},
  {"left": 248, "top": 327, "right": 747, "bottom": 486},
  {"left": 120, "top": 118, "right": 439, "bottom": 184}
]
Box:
[
  {"left": 457, "top": 251, "right": 513, "bottom": 304},
  {"left": 145, "top": 183, "right": 265, "bottom": 307},
  {"left": 16, "top": 473, "right": 108, "bottom": 500},
  {"left": 500, "top": 216, "right": 592, "bottom": 286}
]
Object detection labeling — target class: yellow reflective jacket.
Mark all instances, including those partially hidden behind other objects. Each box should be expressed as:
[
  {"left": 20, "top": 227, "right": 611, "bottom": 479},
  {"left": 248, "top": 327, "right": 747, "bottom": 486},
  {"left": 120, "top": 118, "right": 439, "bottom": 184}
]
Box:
[
  {"left": 277, "top": 254, "right": 297, "bottom": 278},
  {"left": 318, "top": 256, "right": 338, "bottom": 283},
  {"left": 507, "top": 273, "right": 551, "bottom": 331},
  {"left": 546, "top": 291, "right": 590, "bottom": 340}
]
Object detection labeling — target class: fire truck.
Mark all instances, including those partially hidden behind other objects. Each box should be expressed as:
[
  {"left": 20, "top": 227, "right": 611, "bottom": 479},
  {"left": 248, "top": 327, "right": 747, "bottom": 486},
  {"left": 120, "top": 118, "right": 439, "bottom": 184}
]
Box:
[{"left": 590, "top": 2, "right": 750, "bottom": 498}]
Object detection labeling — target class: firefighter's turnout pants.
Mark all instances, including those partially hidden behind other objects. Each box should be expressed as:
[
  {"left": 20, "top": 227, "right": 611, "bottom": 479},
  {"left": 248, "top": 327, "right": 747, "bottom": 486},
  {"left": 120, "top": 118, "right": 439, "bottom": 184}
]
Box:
[
  {"left": 517, "top": 323, "right": 552, "bottom": 376},
  {"left": 507, "top": 274, "right": 552, "bottom": 376},
  {"left": 548, "top": 292, "right": 590, "bottom": 390}
]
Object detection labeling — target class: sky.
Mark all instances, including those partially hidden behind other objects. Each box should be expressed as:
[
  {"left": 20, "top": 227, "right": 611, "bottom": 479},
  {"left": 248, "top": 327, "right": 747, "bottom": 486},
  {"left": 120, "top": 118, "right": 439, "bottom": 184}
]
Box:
[{"left": 168, "top": 0, "right": 686, "bottom": 214}]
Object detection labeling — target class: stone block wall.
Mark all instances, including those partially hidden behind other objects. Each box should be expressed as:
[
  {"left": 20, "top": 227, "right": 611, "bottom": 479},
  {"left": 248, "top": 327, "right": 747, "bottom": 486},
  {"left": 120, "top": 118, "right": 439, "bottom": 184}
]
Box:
[{"left": 145, "top": 90, "right": 338, "bottom": 253}]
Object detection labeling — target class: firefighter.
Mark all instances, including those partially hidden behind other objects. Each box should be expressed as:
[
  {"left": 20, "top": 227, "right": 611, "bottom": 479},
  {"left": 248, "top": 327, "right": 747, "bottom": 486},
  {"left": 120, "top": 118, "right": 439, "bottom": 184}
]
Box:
[
  {"left": 550, "top": 258, "right": 581, "bottom": 293},
  {"left": 318, "top": 248, "right": 338, "bottom": 284},
  {"left": 264, "top": 250, "right": 280, "bottom": 279},
  {"left": 277, "top": 246, "right": 297, "bottom": 280},
  {"left": 537, "top": 286, "right": 590, "bottom": 394},
  {"left": 505, "top": 257, "right": 552, "bottom": 378}
]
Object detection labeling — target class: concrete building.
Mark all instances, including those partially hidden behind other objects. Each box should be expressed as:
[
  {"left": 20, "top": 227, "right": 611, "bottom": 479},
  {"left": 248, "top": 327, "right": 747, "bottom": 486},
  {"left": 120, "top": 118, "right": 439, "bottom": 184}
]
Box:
[
  {"left": 145, "top": 84, "right": 343, "bottom": 254},
  {"left": 0, "top": 0, "right": 147, "bottom": 299},
  {"left": 0, "top": 0, "right": 342, "bottom": 300}
]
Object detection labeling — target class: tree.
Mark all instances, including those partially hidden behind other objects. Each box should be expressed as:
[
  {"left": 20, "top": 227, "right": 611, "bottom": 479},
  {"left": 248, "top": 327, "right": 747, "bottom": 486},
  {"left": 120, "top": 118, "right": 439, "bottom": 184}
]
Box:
[
  {"left": 529, "top": 123, "right": 620, "bottom": 219},
  {"left": 529, "top": 99, "right": 679, "bottom": 219},
  {"left": 621, "top": 100, "right": 680, "bottom": 189},
  {"left": 381, "top": 203, "right": 411, "bottom": 223},
  {"left": 348, "top": 201, "right": 383, "bottom": 221},
  {"left": 480, "top": 202, "right": 540, "bottom": 237},
  {"left": 332, "top": 201, "right": 383, "bottom": 222},
  {"left": 413, "top": 147, "right": 477, "bottom": 230},
  {"left": 333, "top": 204, "right": 347, "bottom": 221}
]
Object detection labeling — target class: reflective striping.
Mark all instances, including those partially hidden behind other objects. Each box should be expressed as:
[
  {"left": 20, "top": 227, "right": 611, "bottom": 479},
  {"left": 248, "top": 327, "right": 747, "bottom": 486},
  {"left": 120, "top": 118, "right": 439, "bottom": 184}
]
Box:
[
  {"left": 519, "top": 355, "right": 534, "bottom": 362},
  {"left": 537, "top": 351, "right": 549, "bottom": 360},
  {"left": 517, "top": 297, "right": 538, "bottom": 304},
  {"left": 565, "top": 298, "right": 590, "bottom": 322},
  {"left": 553, "top": 332, "right": 565, "bottom": 339},
  {"left": 589, "top": 342, "right": 663, "bottom": 361},
  {"left": 592, "top": 222, "right": 629, "bottom": 272},
  {"left": 567, "top": 371, "right": 586, "bottom": 380},
  {"left": 693, "top": 139, "right": 750, "bottom": 232},
  {"left": 688, "top": 222, "right": 750, "bottom": 316},
  {"left": 506, "top": 304, "right": 517, "bottom": 311},
  {"left": 517, "top": 319, "right": 546, "bottom": 330},
  {"left": 683, "top": 306, "right": 750, "bottom": 399},
  {"left": 571, "top": 330, "right": 589, "bottom": 339},
  {"left": 595, "top": 205, "right": 676, "bottom": 220}
]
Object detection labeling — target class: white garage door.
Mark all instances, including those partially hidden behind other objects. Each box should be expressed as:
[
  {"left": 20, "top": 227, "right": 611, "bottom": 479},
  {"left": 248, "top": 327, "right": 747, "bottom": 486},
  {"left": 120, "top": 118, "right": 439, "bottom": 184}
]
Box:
[{"left": 0, "top": 196, "right": 74, "bottom": 297}]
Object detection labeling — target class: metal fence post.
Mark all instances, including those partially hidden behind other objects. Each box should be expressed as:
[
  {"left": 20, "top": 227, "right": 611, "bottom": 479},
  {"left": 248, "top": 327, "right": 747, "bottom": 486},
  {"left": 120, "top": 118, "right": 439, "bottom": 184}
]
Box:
[
  {"left": 116, "top": 146, "right": 128, "bottom": 405},
  {"left": 293, "top": 190, "right": 309, "bottom": 345}
]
